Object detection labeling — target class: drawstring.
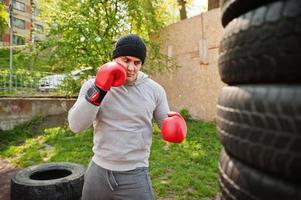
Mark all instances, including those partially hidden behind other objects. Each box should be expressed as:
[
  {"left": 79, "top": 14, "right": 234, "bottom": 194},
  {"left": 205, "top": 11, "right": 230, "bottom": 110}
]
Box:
[
  {"left": 111, "top": 171, "right": 119, "bottom": 187},
  {"left": 106, "top": 170, "right": 114, "bottom": 191},
  {"left": 106, "top": 170, "right": 118, "bottom": 191}
]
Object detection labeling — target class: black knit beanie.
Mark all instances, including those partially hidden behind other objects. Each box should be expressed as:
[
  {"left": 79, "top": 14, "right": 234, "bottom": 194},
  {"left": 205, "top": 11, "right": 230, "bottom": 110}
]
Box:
[{"left": 112, "top": 34, "right": 147, "bottom": 64}]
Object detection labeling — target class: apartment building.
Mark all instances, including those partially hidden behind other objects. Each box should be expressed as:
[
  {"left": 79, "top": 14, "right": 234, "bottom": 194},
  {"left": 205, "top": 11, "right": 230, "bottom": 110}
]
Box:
[{"left": 0, "top": 0, "right": 45, "bottom": 46}]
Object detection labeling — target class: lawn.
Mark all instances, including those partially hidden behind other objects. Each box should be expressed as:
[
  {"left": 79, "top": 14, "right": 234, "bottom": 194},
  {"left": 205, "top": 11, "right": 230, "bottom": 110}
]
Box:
[{"left": 0, "top": 118, "right": 221, "bottom": 200}]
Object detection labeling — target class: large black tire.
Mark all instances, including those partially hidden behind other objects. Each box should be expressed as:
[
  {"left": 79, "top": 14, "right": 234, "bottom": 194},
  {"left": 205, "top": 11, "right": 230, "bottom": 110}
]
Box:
[
  {"left": 217, "top": 85, "right": 301, "bottom": 180},
  {"left": 219, "top": 149, "right": 301, "bottom": 200},
  {"left": 220, "top": 0, "right": 278, "bottom": 27},
  {"left": 219, "top": 0, "right": 301, "bottom": 84},
  {"left": 11, "top": 162, "right": 85, "bottom": 200}
]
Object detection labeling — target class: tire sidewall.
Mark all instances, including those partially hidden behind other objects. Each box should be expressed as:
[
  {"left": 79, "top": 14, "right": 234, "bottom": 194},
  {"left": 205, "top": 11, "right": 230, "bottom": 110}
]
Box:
[{"left": 12, "top": 162, "right": 85, "bottom": 187}]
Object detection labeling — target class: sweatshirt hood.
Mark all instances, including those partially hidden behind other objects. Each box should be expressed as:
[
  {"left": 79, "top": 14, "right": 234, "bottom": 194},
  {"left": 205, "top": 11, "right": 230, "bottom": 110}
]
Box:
[{"left": 125, "top": 71, "right": 148, "bottom": 86}]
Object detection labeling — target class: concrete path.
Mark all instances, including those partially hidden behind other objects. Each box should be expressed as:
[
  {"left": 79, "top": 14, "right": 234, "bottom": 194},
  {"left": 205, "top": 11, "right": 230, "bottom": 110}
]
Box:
[{"left": 0, "top": 158, "right": 18, "bottom": 200}]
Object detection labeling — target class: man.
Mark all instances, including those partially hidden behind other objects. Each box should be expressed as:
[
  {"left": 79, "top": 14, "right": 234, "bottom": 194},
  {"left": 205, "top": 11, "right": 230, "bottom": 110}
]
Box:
[{"left": 68, "top": 34, "right": 187, "bottom": 200}]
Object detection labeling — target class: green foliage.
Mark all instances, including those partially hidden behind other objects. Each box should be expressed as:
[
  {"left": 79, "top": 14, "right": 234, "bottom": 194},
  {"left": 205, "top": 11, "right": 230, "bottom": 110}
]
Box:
[
  {"left": 0, "top": 46, "right": 54, "bottom": 72},
  {"left": 0, "top": 55, "right": 94, "bottom": 96},
  {"left": 0, "top": 47, "right": 29, "bottom": 69},
  {"left": 180, "top": 108, "right": 192, "bottom": 121},
  {"left": 0, "top": 69, "right": 46, "bottom": 88},
  {"left": 1, "top": 1, "right": 181, "bottom": 96},
  {"left": 34, "top": 0, "right": 177, "bottom": 74},
  {"left": 0, "top": 3, "right": 8, "bottom": 35},
  {"left": 58, "top": 75, "right": 82, "bottom": 97},
  {"left": 0, "top": 119, "right": 221, "bottom": 199}
]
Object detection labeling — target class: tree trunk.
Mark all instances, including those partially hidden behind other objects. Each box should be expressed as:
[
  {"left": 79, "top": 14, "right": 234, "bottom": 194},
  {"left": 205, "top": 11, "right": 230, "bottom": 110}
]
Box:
[
  {"left": 177, "top": 0, "right": 187, "bottom": 20},
  {"left": 208, "top": 0, "right": 219, "bottom": 10}
]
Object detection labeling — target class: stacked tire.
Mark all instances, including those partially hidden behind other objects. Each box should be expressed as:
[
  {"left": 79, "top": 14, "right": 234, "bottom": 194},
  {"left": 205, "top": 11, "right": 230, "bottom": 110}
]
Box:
[{"left": 217, "top": 0, "right": 301, "bottom": 199}]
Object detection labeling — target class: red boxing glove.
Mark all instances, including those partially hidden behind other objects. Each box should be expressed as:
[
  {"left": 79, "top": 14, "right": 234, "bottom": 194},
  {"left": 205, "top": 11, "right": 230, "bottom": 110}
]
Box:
[
  {"left": 86, "top": 62, "right": 126, "bottom": 106},
  {"left": 95, "top": 62, "right": 126, "bottom": 91},
  {"left": 161, "top": 111, "right": 187, "bottom": 143}
]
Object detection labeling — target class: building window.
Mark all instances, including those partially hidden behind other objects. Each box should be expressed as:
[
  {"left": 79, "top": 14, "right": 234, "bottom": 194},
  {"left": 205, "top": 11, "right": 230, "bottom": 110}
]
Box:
[
  {"left": 35, "top": 24, "right": 44, "bottom": 32},
  {"left": 33, "top": 7, "right": 40, "bottom": 16},
  {"left": 13, "top": 1, "right": 25, "bottom": 12},
  {"left": 13, "top": 35, "right": 25, "bottom": 45},
  {"left": 13, "top": 17, "right": 25, "bottom": 29}
]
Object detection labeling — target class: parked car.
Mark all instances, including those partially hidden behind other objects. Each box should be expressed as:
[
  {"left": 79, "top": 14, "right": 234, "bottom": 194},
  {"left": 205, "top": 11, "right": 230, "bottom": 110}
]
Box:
[{"left": 38, "top": 67, "right": 93, "bottom": 92}]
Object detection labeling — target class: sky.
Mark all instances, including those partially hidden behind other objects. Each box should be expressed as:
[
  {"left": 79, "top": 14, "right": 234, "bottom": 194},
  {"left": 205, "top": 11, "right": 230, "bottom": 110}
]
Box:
[{"left": 187, "top": 0, "right": 208, "bottom": 17}]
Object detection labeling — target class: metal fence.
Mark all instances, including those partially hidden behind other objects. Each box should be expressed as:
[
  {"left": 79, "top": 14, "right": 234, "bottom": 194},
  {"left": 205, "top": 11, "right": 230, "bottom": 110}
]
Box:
[{"left": 0, "top": 70, "right": 64, "bottom": 96}]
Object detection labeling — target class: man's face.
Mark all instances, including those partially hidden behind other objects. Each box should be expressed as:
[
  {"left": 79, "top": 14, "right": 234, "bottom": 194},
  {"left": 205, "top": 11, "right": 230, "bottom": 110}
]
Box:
[{"left": 114, "top": 56, "right": 142, "bottom": 85}]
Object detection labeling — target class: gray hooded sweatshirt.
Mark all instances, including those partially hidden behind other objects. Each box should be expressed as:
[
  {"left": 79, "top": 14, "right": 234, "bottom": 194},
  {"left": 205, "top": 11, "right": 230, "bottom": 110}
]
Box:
[{"left": 68, "top": 71, "right": 169, "bottom": 171}]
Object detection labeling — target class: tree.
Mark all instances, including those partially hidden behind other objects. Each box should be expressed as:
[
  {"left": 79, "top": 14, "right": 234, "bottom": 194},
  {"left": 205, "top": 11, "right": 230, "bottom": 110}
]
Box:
[
  {"left": 177, "top": 0, "right": 187, "bottom": 20},
  {"left": 208, "top": 0, "right": 219, "bottom": 10},
  {"left": 175, "top": 0, "right": 195, "bottom": 21},
  {"left": 34, "top": 0, "right": 175, "bottom": 75},
  {"left": 0, "top": 3, "right": 8, "bottom": 35}
]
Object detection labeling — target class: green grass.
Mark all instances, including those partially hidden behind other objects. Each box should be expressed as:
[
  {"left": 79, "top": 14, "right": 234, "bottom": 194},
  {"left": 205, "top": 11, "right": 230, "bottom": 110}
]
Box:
[
  {"left": 0, "top": 119, "right": 93, "bottom": 167},
  {"left": 150, "top": 121, "right": 221, "bottom": 199},
  {"left": 0, "top": 118, "right": 221, "bottom": 200}
]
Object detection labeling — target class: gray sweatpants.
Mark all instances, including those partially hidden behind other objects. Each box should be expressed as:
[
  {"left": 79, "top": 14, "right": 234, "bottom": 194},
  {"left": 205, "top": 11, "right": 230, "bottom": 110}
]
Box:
[{"left": 82, "top": 161, "right": 156, "bottom": 200}]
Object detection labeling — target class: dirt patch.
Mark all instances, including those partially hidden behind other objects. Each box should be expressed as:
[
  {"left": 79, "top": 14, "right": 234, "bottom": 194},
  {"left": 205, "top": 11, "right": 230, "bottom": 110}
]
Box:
[{"left": 0, "top": 158, "right": 19, "bottom": 200}]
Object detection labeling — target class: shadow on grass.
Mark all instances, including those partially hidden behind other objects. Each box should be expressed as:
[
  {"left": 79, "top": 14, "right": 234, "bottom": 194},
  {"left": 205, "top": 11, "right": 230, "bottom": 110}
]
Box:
[
  {"left": 0, "top": 116, "right": 43, "bottom": 151},
  {"left": 0, "top": 118, "right": 221, "bottom": 200},
  {"left": 0, "top": 115, "right": 67, "bottom": 151},
  {"left": 0, "top": 114, "right": 94, "bottom": 168}
]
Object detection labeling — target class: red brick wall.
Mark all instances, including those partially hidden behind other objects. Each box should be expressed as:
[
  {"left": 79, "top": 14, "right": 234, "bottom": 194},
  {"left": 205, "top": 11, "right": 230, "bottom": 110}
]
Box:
[
  {"left": 2, "top": 33, "right": 10, "bottom": 43},
  {"left": 1, "top": 0, "right": 35, "bottom": 45},
  {"left": 25, "top": 4, "right": 31, "bottom": 14},
  {"left": 3, "top": 0, "right": 9, "bottom": 6},
  {"left": 25, "top": 21, "right": 32, "bottom": 30}
]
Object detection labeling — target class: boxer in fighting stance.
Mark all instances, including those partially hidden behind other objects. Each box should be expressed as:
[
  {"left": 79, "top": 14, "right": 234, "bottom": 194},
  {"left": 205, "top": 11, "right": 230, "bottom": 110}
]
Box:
[{"left": 68, "top": 34, "right": 187, "bottom": 200}]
